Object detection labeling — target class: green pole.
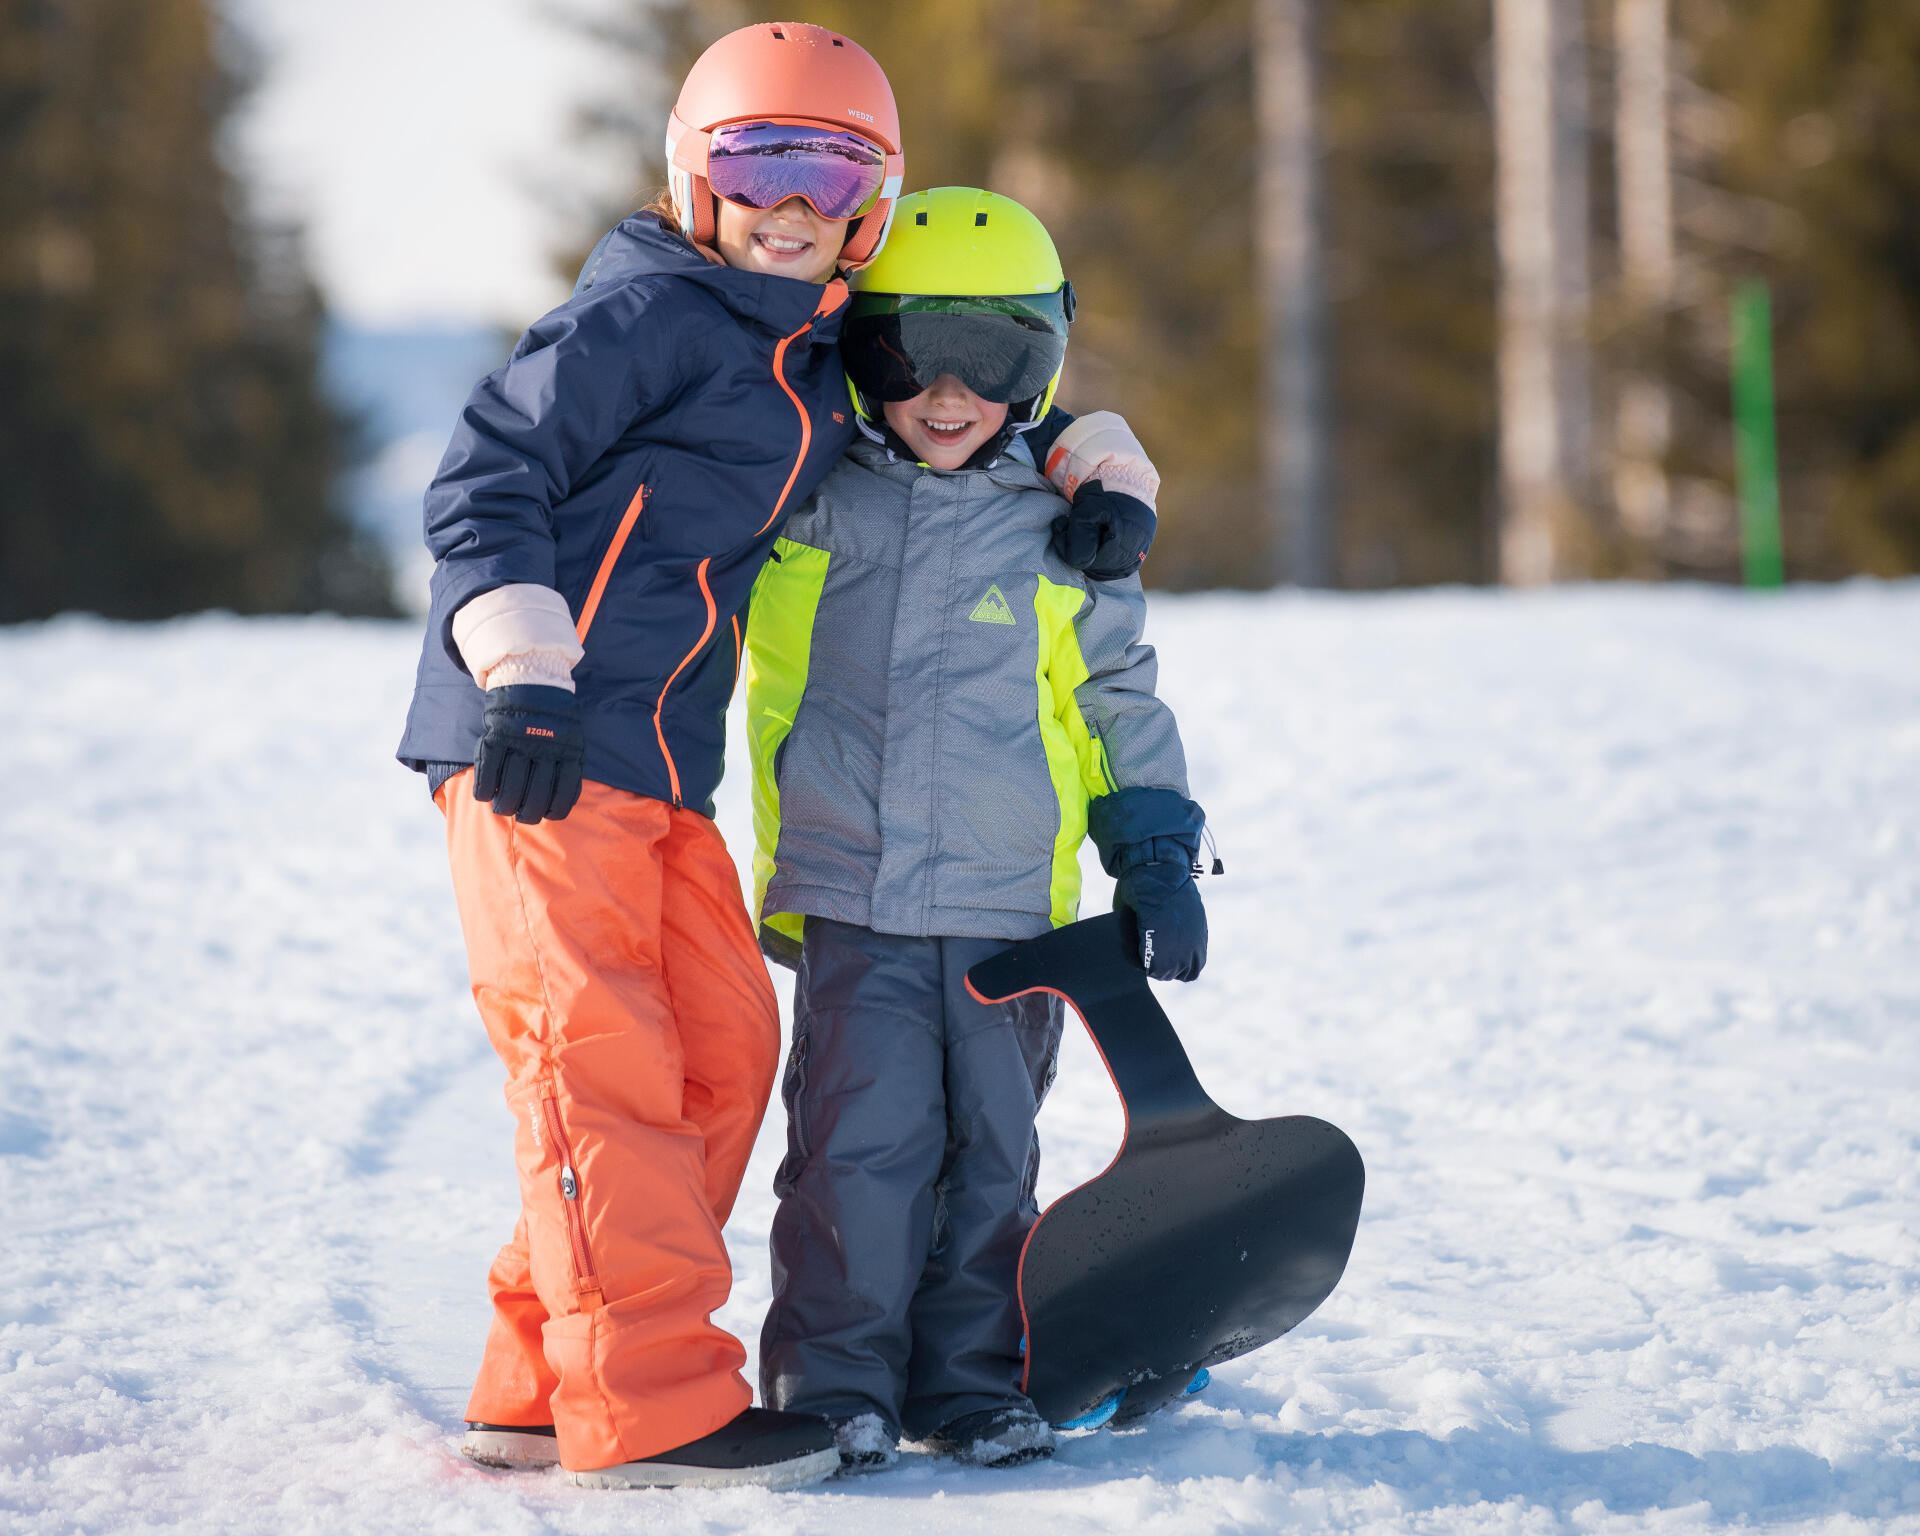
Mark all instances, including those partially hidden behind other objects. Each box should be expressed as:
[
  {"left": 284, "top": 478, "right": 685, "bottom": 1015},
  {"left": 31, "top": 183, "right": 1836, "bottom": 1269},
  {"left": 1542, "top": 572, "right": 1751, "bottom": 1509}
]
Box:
[{"left": 1731, "top": 279, "right": 1784, "bottom": 588}]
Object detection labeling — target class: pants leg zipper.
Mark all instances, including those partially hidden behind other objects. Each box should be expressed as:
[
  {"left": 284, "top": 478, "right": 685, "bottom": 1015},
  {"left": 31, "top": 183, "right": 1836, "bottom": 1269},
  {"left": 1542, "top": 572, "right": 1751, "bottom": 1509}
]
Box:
[{"left": 541, "top": 1096, "right": 604, "bottom": 1308}]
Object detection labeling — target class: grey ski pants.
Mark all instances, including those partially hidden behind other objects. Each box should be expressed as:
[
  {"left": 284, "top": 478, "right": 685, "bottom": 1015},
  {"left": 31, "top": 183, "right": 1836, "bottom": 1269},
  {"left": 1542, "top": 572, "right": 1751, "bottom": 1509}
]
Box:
[{"left": 759, "top": 919, "right": 1064, "bottom": 1438}]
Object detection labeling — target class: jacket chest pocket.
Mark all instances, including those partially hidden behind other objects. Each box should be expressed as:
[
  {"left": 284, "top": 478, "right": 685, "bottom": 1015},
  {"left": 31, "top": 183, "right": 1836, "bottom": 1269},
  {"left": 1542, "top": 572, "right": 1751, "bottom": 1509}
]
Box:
[{"left": 643, "top": 431, "right": 817, "bottom": 559}]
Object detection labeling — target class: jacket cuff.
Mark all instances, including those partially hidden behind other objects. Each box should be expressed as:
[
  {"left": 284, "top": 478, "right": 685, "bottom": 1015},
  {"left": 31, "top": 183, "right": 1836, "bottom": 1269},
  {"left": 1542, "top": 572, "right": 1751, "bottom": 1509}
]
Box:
[
  {"left": 481, "top": 652, "right": 578, "bottom": 691},
  {"left": 1042, "top": 409, "right": 1161, "bottom": 510},
  {"left": 451, "top": 583, "right": 583, "bottom": 691},
  {"left": 1087, "top": 786, "right": 1205, "bottom": 876}
]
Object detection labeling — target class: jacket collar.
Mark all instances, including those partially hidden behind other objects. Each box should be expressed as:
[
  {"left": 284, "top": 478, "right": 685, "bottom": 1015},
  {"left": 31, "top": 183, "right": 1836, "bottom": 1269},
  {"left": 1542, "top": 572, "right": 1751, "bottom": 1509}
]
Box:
[
  {"left": 573, "top": 215, "right": 848, "bottom": 341},
  {"left": 846, "top": 432, "right": 1052, "bottom": 495}
]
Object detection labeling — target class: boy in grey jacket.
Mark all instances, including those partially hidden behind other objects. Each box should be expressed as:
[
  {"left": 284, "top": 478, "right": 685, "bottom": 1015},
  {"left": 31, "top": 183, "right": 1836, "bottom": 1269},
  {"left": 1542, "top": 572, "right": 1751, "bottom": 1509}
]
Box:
[{"left": 742, "top": 189, "right": 1208, "bottom": 1472}]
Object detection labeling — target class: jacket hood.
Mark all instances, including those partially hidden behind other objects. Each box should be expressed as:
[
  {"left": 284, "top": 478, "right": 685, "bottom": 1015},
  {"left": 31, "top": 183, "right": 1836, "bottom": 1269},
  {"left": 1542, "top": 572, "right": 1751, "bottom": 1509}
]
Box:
[{"left": 572, "top": 215, "right": 847, "bottom": 338}]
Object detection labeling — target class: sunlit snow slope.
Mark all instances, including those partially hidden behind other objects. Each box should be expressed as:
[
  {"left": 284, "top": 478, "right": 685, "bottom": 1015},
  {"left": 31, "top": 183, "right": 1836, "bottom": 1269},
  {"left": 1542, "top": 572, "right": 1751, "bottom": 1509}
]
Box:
[{"left": 2, "top": 583, "right": 1916, "bottom": 1535}]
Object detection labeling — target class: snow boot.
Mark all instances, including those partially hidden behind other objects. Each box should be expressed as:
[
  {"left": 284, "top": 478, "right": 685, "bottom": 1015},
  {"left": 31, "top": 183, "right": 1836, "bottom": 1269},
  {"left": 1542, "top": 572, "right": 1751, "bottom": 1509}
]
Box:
[
  {"left": 924, "top": 1404, "right": 1057, "bottom": 1468},
  {"left": 567, "top": 1408, "right": 837, "bottom": 1490},
  {"left": 832, "top": 1412, "right": 900, "bottom": 1475},
  {"left": 460, "top": 1422, "right": 560, "bottom": 1470}
]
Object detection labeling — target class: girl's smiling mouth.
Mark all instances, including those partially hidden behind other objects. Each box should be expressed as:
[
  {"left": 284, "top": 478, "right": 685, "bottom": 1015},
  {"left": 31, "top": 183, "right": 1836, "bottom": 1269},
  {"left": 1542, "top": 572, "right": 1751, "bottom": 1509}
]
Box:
[{"left": 753, "top": 231, "right": 814, "bottom": 260}]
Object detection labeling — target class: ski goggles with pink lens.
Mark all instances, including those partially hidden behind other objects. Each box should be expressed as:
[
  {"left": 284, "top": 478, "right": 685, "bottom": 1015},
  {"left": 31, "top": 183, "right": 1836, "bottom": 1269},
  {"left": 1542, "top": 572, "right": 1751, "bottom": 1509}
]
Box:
[{"left": 701, "top": 120, "right": 891, "bottom": 220}]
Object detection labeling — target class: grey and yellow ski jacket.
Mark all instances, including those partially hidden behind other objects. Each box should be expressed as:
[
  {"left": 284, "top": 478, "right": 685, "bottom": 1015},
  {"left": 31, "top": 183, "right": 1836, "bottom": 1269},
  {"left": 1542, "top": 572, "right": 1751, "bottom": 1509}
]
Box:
[{"left": 745, "top": 436, "right": 1189, "bottom": 965}]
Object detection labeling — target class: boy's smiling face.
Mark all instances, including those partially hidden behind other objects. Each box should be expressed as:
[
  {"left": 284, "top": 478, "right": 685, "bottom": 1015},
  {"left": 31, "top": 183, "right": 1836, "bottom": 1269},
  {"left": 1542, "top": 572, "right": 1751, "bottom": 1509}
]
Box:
[{"left": 881, "top": 374, "right": 1011, "bottom": 469}]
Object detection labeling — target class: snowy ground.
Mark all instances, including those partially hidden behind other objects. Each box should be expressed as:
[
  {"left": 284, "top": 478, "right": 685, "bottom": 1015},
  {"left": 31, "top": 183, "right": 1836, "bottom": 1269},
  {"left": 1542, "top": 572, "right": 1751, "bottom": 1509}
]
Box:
[{"left": 2, "top": 583, "right": 1916, "bottom": 1535}]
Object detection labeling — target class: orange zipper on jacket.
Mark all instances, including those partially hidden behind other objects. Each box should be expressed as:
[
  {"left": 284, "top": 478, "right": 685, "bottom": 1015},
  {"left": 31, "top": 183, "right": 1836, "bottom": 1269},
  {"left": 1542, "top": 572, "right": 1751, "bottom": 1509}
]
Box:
[
  {"left": 652, "top": 283, "right": 846, "bottom": 804},
  {"left": 575, "top": 483, "right": 648, "bottom": 643},
  {"left": 652, "top": 558, "right": 717, "bottom": 806}
]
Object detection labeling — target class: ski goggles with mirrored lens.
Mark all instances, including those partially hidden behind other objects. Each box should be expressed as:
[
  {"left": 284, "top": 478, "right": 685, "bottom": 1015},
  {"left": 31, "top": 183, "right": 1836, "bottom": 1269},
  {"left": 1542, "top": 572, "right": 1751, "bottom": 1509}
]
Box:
[
  {"left": 843, "top": 289, "right": 1074, "bottom": 404},
  {"left": 701, "top": 120, "right": 890, "bottom": 220}
]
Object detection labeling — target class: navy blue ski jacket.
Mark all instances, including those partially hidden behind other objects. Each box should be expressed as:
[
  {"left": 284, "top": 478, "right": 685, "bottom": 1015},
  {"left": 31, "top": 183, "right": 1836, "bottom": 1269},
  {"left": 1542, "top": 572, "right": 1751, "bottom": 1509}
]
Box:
[{"left": 396, "top": 216, "right": 862, "bottom": 815}]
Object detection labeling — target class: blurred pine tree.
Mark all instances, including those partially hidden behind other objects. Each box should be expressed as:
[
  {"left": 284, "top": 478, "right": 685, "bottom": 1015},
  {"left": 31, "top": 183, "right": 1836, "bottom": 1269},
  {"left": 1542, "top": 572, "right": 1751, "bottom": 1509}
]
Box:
[
  {"left": 564, "top": 0, "right": 1500, "bottom": 590},
  {"left": 1673, "top": 0, "right": 1920, "bottom": 577},
  {"left": 564, "top": 0, "right": 1919, "bottom": 586},
  {"left": 0, "top": 0, "right": 391, "bottom": 620},
  {"left": 1323, "top": 0, "right": 1498, "bottom": 586}
]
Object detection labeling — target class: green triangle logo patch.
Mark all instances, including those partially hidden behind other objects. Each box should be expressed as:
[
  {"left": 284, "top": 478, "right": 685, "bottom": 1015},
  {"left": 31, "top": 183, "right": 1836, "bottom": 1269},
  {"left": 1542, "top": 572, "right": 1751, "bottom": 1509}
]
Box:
[{"left": 969, "top": 584, "right": 1017, "bottom": 626}]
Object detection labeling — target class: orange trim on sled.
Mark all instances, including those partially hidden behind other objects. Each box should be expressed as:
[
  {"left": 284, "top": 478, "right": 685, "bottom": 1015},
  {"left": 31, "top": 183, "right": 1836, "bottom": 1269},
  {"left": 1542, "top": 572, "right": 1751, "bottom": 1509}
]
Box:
[{"left": 963, "top": 972, "right": 1132, "bottom": 1396}]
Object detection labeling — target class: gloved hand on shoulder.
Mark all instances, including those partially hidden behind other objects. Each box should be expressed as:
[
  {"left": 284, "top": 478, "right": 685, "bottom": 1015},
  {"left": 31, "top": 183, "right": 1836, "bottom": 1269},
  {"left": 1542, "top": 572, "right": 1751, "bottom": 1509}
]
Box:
[
  {"left": 1041, "top": 410, "right": 1160, "bottom": 583},
  {"left": 1050, "top": 480, "right": 1156, "bottom": 581},
  {"left": 474, "top": 686, "right": 585, "bottom": 824},
  {"left": 1089, "top": 786, "right": 1209, "bottom": 983}
]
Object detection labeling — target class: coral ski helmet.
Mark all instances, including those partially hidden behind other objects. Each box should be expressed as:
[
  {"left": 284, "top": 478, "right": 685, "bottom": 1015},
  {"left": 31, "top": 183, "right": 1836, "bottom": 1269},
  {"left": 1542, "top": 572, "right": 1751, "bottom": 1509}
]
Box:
[
  {"left": 844, "top": 188, "right": 1075, "bottom": 434},
  {"left": 666, "top": 22, "right": 904, "bottom": 271}
]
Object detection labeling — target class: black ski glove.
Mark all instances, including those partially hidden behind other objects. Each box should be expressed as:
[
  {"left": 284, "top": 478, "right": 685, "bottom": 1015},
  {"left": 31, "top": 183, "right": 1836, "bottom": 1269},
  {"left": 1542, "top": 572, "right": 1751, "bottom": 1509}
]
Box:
[
  {"left": 1088, "top": 786, "right": 1209, "bottom": 982},
  {"left": 1115, "top": 854, "right": 1208, "bottom": 983},
  {"left": 1049, "top": 480, "right": 1157, "bottom": 582},
  {"left": 472, "top": 685, "right": 585, "bottom": 824}
]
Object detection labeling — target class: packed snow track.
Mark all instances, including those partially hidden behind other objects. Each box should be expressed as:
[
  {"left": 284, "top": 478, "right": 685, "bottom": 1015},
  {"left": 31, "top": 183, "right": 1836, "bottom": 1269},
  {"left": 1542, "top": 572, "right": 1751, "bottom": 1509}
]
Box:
[{"left": 2, "top": 583, "right": 1915, "bottom": 1534}]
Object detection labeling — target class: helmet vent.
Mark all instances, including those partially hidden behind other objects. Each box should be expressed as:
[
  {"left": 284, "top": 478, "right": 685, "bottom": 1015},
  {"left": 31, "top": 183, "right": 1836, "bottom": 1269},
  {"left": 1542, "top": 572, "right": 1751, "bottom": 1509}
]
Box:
[
  {"left": 831, "top": 37, "right": 844, "bottom": 46},
  {"left": 975, "top": 212, "right": 988, "bottom": 226},
  {"left": 770, "top": 27, "right": 785, "bottom": 39},
  {"left": 916, "top": 211, "right": 928, "bottom": 225}
]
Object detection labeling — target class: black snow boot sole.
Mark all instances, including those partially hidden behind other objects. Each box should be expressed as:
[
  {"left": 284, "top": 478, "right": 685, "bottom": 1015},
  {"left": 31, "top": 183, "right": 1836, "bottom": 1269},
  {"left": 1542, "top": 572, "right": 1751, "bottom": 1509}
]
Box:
[
  {"left": 461, "top": 1422, "right": 560, "bottom": 1470},
  {"left": 568, "top": 1408, "right": 838, "bottom": 1491}
]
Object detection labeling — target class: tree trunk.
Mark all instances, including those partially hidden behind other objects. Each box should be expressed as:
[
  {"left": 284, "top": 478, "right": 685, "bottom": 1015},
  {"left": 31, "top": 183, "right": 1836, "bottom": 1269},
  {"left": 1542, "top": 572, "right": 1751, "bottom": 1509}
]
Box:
[
  {"left": 1253, "top": 0, "right": 1332, "bottom": 587},
  {"left": 1495, "top": 0, "right": 1592, "bottom": 584},
  {"left": 1613, "top": 0, "right": 1674, "bottom": 550}
]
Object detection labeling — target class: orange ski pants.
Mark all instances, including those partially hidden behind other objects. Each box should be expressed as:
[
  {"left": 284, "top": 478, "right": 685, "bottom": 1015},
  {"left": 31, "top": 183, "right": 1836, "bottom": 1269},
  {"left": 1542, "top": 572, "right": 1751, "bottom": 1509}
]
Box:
[{"left": 438, "top": 772, "right": 780, "bottom": 1471}]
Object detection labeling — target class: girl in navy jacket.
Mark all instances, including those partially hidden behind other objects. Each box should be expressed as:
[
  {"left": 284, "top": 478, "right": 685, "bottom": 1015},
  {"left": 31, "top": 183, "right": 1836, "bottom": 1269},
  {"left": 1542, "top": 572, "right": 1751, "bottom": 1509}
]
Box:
[{"left": 398, "top": 24, "right": 911, "bottom": 1491}]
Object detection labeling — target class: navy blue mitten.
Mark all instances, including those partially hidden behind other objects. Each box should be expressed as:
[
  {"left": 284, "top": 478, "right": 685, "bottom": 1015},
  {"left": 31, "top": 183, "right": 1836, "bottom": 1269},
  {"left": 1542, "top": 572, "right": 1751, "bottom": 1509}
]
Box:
[
  {"left": 1088, "top": 786, "right": 1209, "bottom": 982},
  {"left": 473, "top": 685, "right": 585, "bottom": 824},
  {"left": 1049, "top": 481, "right": 1157, "bottom": 582}
]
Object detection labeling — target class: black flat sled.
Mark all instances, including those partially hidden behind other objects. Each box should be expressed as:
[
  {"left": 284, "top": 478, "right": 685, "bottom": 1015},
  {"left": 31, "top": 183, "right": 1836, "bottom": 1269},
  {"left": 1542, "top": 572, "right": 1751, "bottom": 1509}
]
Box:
[{"left": 966, "top": 912, "right": 1365, "bottom": 1428}]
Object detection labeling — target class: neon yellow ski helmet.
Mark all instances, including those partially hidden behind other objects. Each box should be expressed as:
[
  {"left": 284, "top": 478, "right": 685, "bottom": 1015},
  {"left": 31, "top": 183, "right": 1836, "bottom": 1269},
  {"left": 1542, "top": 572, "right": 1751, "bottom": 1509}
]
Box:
[{"left": 843, "top": 187, "right": 1076, "bottom": 428}]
